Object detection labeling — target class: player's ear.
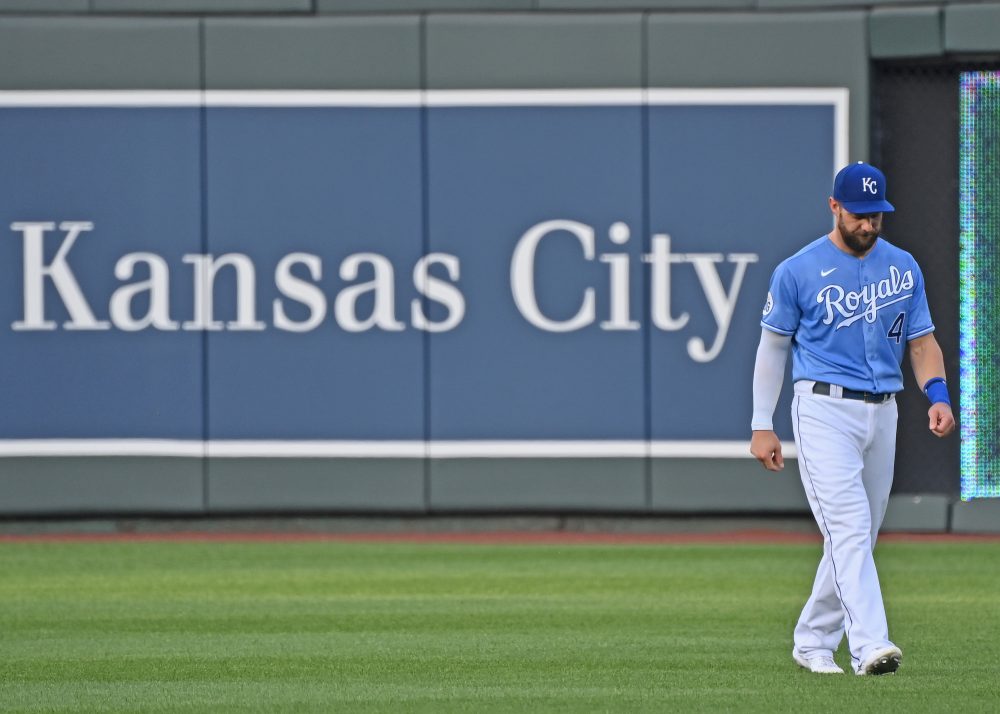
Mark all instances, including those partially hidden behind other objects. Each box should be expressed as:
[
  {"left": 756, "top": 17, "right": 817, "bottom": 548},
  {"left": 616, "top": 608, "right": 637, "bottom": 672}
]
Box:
[{"left": 828, "top": 197, "right": 839, "bottom": 214}]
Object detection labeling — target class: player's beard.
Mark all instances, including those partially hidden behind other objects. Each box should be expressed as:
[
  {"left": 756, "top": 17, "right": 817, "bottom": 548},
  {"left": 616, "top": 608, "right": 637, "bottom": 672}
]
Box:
[{"left": 838, "top": 215, "right": 878, "bottom": 256}]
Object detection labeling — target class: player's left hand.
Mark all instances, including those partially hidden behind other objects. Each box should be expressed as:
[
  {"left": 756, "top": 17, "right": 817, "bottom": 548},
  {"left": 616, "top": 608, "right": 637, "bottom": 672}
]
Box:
[{"left": 928, "top": 403, "right": 956, "bottom": 438}]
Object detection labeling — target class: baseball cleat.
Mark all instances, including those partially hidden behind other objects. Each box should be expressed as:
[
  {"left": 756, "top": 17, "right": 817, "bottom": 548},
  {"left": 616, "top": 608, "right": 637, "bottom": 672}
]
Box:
[
  {"left": 793, "top": 650, "right": 844, "bottom": 674},
  {"left": 856, "top": 646, "right": 902, "bottom": 676}
]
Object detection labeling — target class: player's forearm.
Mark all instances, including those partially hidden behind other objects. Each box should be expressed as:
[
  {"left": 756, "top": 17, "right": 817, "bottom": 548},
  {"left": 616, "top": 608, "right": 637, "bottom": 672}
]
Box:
[
  {"left": 908, "top": 334, "right": 947, "bottom": 388},
  {"left": 751, "top": 329, "right": 792, "bottom": 431}
]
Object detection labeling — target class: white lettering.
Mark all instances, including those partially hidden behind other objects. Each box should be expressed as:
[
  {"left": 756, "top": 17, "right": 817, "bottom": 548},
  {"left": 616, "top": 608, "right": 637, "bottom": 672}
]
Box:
[
  {"left": 643, "top": 234, "right": 689, "bottom": 331},
  {"left": 8, "top": 218, "right": 763, "bottom": 364},
  {"left": 335, "top": 253, "right": 405, "bottom": 332},
  {"left": 11, "top": 221, "right": 110, "bottom": 331},
  {"left": 411, "top": 253, "right": 465, "bottom": 333},
  {"left": 510, "top": 220, "right": 596, "bottom": 333},
  {"left": 817, "top": 265, "right": 915, "bottom": 329},
  {"left": 182, "top": 253, "right": 266, "bottom": 331},
  {"left": 599, "top": 222, "right": 640, "bottom": 331},
  {"left": 273, "top": 253, "right": 327, "bottom": 333},
  {"left": 685, "top": 252, "right": 758, "bottom": 363},
  {"left": 817, "top": 285, "right": 848, "bottom": 323},
  {"left": 110, "top": 253, "right": 178, "bottom": 331}
]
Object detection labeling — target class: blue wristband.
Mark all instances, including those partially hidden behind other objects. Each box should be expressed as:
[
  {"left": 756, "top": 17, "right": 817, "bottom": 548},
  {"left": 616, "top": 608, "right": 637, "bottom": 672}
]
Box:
[{"left": 924, "top": 377, "right": 951, "bottom": 406}]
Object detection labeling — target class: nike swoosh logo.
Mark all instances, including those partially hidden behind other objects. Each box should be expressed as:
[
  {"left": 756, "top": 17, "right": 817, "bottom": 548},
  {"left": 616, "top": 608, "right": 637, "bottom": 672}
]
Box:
[{"left": 821, "top": 268, "right": 837, "bottom": 277}]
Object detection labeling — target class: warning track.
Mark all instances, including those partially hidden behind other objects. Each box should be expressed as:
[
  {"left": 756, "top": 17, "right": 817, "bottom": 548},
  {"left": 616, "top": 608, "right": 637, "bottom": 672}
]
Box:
[{"left": 0, "top": 529, "right": 997, "bottom": 544}]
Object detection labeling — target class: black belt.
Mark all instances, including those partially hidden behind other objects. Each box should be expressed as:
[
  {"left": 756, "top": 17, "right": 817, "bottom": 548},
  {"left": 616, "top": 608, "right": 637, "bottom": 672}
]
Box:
[{"left": 812, "top": 382, "right": 893, "bottom": 404}]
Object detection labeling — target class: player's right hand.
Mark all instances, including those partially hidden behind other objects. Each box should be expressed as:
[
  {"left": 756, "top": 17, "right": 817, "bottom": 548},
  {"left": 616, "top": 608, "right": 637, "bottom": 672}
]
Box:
[{"left": 750, "top": 430, "right": 784, "bottom": 472}]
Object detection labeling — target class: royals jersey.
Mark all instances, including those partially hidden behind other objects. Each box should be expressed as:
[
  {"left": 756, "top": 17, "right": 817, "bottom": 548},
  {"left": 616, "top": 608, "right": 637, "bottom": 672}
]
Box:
[{"left": 761, "top": 235, "right": 934, "bottom": 394}]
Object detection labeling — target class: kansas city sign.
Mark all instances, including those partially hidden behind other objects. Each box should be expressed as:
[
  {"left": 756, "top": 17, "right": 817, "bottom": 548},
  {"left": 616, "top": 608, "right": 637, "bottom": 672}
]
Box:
[{"left": 9, "top": 219, "right": 757, "bottom": 363}]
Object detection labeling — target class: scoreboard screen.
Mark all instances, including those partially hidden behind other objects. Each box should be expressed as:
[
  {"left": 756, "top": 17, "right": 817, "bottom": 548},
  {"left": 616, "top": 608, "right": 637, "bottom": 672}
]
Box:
[{"left": 960, "top": 71, "right": 1000, "bottom": 499}]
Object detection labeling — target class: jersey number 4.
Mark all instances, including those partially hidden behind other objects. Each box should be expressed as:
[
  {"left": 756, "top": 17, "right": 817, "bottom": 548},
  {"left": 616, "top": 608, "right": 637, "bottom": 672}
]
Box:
[{"left": 887, "top": 313, "right": 905, "bottom": 343}]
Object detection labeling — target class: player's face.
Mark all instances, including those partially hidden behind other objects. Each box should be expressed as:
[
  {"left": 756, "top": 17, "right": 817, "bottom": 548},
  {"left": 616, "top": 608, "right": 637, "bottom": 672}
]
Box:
[{"left": 837, "top": 208, "right": 882, "bottom": 256}]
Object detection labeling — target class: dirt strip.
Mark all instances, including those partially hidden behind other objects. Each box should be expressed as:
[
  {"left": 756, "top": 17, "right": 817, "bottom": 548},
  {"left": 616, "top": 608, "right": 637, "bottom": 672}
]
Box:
[{"left": 0, "top": 529, "right": 997, "bottom": 544}]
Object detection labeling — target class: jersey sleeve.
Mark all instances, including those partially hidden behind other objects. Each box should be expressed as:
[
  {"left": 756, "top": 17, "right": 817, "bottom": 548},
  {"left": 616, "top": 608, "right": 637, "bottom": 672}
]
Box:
[
  {"left": 760, "top": 260, "right": 800, "bottom": 336},
  {"left": 905, "top": 260, "right": 935, "bottom": 340}
]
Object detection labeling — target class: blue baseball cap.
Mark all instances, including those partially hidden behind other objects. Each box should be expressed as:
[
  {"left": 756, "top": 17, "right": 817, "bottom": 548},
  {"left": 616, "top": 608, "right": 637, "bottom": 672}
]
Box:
[{"left": 832, "top": 161, "right": 895, "bottom": 214}]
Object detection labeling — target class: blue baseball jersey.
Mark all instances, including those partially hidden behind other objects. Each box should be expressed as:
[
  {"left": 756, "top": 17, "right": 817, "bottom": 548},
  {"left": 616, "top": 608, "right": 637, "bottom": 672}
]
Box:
[{"left": 761, "top": 235, "right": 934, "bottom": 394}]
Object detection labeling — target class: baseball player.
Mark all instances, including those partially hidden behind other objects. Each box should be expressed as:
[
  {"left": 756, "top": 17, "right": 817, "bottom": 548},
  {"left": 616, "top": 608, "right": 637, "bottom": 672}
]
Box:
[{"left": 749, "top": 162, "right": 955, "bottom": 676}]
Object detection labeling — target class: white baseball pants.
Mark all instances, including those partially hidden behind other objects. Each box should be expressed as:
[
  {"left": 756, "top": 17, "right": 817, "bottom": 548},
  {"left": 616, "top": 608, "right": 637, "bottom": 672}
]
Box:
[{"left": 790, "top": 380, "right": 898, "bottom": 669}]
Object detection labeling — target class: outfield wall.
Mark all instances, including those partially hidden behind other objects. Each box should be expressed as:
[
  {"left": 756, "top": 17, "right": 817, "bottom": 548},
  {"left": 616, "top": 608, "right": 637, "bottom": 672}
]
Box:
[{"left": 1, "top": 2, "right": 999, "bottom": 523}]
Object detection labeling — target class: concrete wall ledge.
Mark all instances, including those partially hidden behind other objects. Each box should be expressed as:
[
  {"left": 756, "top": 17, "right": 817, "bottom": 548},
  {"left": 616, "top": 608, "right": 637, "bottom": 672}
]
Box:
[
  {"left": 882, "top": 493, "right": 950, "bottom": 533},
  {"left": 950, "top": 499, "right": 1000, "bottom": 534},
  {"left": 870, "top": 6, "right": 943, "bottom": 59}
]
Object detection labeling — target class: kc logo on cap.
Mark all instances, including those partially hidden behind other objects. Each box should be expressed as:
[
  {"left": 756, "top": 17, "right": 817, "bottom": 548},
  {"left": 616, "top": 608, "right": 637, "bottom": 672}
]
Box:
[{"left": 833, "top": 161, "right": 895, "bottom": 214}]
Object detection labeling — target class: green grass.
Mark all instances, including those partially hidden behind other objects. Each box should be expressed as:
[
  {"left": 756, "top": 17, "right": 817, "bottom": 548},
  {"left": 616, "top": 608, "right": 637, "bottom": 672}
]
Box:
[{"left": 0, "top": 538, "right": 998, "bottom": 713}]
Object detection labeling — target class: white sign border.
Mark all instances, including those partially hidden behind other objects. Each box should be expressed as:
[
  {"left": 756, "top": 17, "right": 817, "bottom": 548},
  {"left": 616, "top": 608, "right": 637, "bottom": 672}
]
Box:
[
  {"left": 0, "top": 87, "right": 847, "bottom": 170},
  {"left": 0, "top": 439, "right": 797, "bottom": 459}
]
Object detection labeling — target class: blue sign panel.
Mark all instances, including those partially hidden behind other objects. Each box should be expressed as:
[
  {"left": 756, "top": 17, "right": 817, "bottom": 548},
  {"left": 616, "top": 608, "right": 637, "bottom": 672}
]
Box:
[
  {"left": 427, "top": 105, "right": 645, "bottom": 440},
  {"left": 647, "top": 104, "right": 836, "bottom": 440},
  {"left": 203, "top": 107, "right": 425, "bottom": 440},
  {"left": 0, "top": 106, "right": 203, "bottom": 439},
  {"left": 0, "top": 91, "right": 843, "bottom": 454}
]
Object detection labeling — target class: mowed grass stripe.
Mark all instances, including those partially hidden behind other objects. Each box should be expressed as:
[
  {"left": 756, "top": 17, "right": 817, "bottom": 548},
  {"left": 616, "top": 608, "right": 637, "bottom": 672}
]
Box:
[{"left": 1, "top": 541, "right": 998, "bottom": 713}]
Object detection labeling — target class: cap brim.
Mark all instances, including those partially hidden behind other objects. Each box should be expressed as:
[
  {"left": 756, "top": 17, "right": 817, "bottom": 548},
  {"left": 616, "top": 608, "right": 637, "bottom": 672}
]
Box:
[{"left": 840, "top": 199, "right": 895, "bottom": 214}]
